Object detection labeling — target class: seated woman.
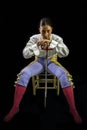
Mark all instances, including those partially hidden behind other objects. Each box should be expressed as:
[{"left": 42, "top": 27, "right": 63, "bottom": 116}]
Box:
[{"left": 4, "top": 17, "right": 82, "bottom": 124}]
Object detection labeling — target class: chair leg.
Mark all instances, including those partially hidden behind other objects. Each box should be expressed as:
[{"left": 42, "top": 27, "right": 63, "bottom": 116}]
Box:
[
  {"left": 32, "top": 76, "right": 36, "bottom": 95},
  {"left": 57, "top": 78, "right": 60, "bottom": 95}
]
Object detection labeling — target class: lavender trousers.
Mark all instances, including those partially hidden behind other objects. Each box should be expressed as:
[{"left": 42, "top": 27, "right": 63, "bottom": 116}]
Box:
[{"left": 16, "top": 57, "right": 71, "bottom": 88}]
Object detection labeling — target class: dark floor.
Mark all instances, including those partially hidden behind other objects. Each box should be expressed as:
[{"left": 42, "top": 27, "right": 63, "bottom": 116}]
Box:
[{"left": 0, "top": 82, "right": 87, "bottom": 130}]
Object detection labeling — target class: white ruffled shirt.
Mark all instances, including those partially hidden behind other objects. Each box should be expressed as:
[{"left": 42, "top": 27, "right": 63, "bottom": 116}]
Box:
[{"left": 23, "top": 34, "right": 69, "bottom": 59}]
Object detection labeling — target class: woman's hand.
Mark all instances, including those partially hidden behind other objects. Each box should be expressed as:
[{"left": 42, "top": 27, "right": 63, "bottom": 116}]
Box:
[{"left": 37, "top": 39, "right": 51, "bottom": 49}]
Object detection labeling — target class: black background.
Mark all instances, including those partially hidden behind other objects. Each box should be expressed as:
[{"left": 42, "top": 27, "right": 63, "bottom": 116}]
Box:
[{"left": 0, "top": 1, "right": 87, "bottom": 130}]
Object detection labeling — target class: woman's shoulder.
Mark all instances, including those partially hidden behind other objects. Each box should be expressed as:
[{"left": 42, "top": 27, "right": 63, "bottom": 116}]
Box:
[
  {"left": 51, "top": 34, "right": 63, "bottom": 41},
  {"left": 29, "top": 34, "right": 41, "bottom": 42},
  {"left": 30, "top": 34, "right": 41, "bottom": 39}
]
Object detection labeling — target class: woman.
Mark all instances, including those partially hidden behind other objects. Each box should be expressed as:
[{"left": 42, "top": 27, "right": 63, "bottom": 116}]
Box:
[{"left": 4, "top": 17, "right": 82, "bottom": 124}]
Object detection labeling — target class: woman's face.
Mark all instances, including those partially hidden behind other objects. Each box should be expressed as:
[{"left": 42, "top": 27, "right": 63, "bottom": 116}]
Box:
[{"left": 39, "top": 25, "right": 53, "bottom": 40}]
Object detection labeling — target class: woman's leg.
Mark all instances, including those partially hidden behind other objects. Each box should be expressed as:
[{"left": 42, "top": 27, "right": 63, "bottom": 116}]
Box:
[
  {"left": 4, "top": 84, "right": 26, "bottom": 122},
  {"left": 48, "top": 63, "right": 82, "bottom": 124},
  {"left": 4, "top": 61, "right": 44, "bottom": 122}
]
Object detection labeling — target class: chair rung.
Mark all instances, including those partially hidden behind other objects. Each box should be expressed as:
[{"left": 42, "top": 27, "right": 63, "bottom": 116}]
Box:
[
  {"left": 38, "top": 80, "right": 54, "bottom": 83},
  {"left": 36, "top": 87, "right": 57, "bottom": 89}
]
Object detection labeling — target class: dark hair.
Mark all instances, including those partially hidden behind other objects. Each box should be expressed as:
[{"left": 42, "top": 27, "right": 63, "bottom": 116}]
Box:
[{"left": 39, "top": 17, "right": 53, "bottom": 27}]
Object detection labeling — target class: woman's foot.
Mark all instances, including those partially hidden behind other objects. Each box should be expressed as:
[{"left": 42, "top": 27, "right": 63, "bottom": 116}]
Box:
[
  {"left": 70, "top": 109, "right": 82, "bottom": 124},
  {"left": 4, "top": 107, "right": 19, "bottom": 122}
]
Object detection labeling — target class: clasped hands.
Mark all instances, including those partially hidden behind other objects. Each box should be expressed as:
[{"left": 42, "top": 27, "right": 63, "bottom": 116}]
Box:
[{"left": 37, "top": 39, "right": 51, "bottom": 49}]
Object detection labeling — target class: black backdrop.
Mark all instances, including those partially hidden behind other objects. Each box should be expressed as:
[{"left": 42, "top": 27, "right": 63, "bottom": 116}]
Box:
[{"left": 0, "top": 1, "right": 87, "bottom": 130}]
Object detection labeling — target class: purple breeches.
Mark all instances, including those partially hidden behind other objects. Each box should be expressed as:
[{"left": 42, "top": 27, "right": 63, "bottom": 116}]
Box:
[{"left": 16, "top": 57, "right": 72, "bottom": 88}]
